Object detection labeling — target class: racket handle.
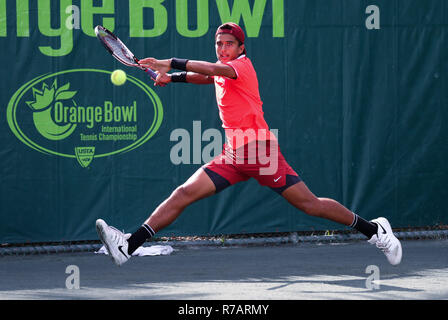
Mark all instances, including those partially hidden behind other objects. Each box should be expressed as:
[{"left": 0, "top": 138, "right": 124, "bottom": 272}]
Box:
[{"left": 144, "top": 68, "right": 158, "bottom": 80}]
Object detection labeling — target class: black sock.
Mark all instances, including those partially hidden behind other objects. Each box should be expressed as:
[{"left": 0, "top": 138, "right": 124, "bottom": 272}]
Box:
[
  {"left": 350, "top": 213, "right": 378, "bottom": 239},
  {"left": 127, "top": 224, "right": 155, "bottom": 255}
]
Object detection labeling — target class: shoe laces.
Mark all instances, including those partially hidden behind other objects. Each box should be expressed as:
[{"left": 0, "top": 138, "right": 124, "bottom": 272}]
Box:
[
  {"left": 376, "top": 234, "right": 392, "bottom": 253},
  {"left": 108, "top": 226, "right": 126, "bottom": 243},
  {"left": 109, "top": 226, "right": 125, "bottom": 234}
]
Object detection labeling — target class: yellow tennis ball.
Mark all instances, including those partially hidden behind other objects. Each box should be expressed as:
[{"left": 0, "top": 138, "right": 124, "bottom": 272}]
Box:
[{"left": 111, "top": 69, "right": 127, "bottom": 86}]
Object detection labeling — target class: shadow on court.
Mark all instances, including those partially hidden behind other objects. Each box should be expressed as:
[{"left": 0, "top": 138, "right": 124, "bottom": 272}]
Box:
[{"left": 0, "top": 239, "right": 447, "bottom": 299}]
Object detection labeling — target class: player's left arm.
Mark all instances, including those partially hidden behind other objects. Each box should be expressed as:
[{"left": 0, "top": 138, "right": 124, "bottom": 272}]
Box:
[{"left": 139, "top": 58, "right": 237, "bottom": 80}]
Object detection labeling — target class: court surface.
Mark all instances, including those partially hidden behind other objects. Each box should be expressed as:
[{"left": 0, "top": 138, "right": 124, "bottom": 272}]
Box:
[{"left": 0, "top": 239, "right": 447, "bottom": 300}]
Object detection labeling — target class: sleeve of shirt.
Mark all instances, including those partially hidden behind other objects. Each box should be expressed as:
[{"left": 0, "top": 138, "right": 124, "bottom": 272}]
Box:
[{"left": 225, "top": 58, "right": 247, "bottom": 81}]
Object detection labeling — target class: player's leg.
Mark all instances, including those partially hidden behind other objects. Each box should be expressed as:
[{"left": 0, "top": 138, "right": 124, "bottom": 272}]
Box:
[
  {"left": 255, "top": 140, "right": 402, "bottom": 265},
  {"left": 281, "top": 181, "right": 357, "bottom": 226},
  {"left": 281, "top": 181, "right": 402, "bottom": 265},
  {"left": 96, "top": 167, "right": 216, "bottom": 266},
  {"left": 257, "top": 143, "right": 377, "bottom": 236},
  {"left": 125, "top": 167, "right": 216, "bottom": 254},
  {"left": 127, "top": 153, "right": 248, "bottom": 254},
  {"left": 143, "top": 167, "right": 217, "bottom": 233},
  {"left": 96, "top": 147, "right": 248, "bottom": 266}
]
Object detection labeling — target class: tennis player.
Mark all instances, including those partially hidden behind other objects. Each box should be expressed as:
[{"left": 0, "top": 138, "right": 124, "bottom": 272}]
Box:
[{"left": 96, "top": 23, "right": 402, "bottom": 267}]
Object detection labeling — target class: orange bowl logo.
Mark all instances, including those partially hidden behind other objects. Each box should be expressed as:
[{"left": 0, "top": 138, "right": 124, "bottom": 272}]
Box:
[{"left": 7, "top": 69, "right": 163, "bottom": 167}]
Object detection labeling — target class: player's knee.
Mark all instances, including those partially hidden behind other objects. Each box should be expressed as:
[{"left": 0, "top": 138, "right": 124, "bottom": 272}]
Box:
[{"left": 171, "top": 184, "right": 196, "bottom": 206}]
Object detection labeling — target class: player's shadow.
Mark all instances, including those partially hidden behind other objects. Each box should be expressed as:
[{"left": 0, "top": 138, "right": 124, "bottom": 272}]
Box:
[{"left": 266, "top": 276, "right": 422, "bottom": 293}]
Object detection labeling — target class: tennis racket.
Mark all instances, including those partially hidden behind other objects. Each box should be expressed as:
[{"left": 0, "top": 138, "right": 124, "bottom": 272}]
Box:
[{"left": 94, "top": 25, "right": 157, "bottom": 80}]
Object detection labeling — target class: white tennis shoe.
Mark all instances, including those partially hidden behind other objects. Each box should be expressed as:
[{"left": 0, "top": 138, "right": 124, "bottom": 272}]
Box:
[
  {"left": 368, "top": 217, "right": 402, "bottom": 265},
  {"left": 96, "top": 219, "right": 131, "bottom": 266}
]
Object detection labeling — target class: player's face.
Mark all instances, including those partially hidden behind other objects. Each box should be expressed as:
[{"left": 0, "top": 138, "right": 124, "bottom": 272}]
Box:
[{"left": 215, "top": 33, "right": 245, "bottom": 63}]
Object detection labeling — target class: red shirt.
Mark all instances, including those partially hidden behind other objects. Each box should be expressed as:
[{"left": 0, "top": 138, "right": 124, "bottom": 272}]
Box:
[{"left": 214, "top": 55, "right": 276, "bottom": 149}]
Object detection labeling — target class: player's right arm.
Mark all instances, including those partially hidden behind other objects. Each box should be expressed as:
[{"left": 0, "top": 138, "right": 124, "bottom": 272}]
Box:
[
  {"left": 140, "top": 57, "right": 232, "bottom": 86},
  {"left": 146, "top": 58, "right": 235, "bottom": 78}
]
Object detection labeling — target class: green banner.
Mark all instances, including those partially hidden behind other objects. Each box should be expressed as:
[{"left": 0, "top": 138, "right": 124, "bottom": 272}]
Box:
[{"left": 1, "top": 0, "right": 447, "bottom": 244}]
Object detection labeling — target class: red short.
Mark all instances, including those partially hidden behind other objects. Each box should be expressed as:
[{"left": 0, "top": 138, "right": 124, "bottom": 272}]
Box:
[{"left": 202, "top": 140, "right": 301, "bottom": 194}]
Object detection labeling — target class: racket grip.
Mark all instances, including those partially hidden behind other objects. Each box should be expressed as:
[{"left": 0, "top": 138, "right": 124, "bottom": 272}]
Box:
[{"left": 144, "top": 68, "right": 158, "bottom": 80}]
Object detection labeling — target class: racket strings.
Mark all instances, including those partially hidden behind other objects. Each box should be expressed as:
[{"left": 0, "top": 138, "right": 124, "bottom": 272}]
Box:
[
  {"left": 100, "top": 34, "right": 135, "bottom": 65},
  {"left": 95, "top": 25, "right": 156, "bottom": 78}
]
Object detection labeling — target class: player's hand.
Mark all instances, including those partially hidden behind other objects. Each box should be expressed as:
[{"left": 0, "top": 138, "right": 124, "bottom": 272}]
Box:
[
  {"left": 139, "top": 58, "right": 171, "bottom": 74},
  {"left": 153, "top": 71, "right": 171, "bottom": 87}
]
